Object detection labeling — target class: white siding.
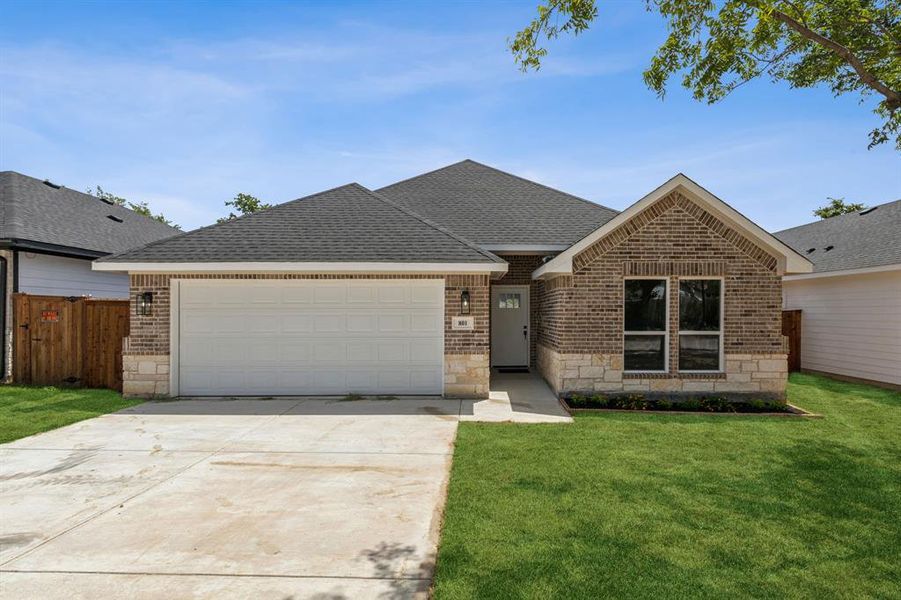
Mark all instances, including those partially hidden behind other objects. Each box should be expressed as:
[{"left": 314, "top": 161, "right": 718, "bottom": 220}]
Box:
[
  {"left": 783, "top": 270, "right": 901, "bottom": 386},
  {"left": 17, "top": 252, "right": 129, "bottom": 299}
]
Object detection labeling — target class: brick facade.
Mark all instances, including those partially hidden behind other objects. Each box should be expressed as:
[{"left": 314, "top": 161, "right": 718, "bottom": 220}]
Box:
[
  {"left": 536, "top": 191, "right": 788, "bottom": 400},
  {"left": 123, "top": 272, "right": 490, "bottom": 399}
]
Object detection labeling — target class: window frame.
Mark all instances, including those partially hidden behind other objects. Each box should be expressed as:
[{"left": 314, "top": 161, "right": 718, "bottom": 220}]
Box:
[
  {"left": 622, "top": 276, "right": 670, "bottom": 374},
  {"left": 677, "top": 276, "right": 725, "bottom": 373}
]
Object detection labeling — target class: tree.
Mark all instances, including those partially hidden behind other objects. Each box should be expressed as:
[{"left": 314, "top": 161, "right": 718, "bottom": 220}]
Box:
[
  {"left": 217, "top": 193, "right": 273, "bottom": 223},
  {"left": 511, "top": 1, "right": 901, "bottom": 149},
  {"left": 87, "top": 185, "right": 178, "bottom": 228},
  {"left": 813, "top": 197, "right": 866, "bottom": 218}
]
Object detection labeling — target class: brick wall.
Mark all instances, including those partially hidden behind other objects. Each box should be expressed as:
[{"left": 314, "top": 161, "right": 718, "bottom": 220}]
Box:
[
  {"left": 535, "top": 191, "right": 787, "bottom": 399},
  {"left": 124, "top": 272, "right": 490, "bottom": 398},
  {"left": 492, "top": 255, "right": 545, "bottom": 365}
]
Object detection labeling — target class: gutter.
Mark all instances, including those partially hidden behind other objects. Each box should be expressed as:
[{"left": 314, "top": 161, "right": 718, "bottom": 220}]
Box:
[{"left": 0, "top": 238, "right": 108, "bottom": 260}]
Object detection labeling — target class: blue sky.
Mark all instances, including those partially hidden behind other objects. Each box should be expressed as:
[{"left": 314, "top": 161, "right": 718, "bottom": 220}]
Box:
[{"left": 1, "top": 1, "right": 898, "bottom": 232}]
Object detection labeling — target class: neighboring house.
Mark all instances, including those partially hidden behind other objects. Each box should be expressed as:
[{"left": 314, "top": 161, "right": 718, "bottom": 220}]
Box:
[
  {"left": 94, "top": 160, "right": 812, "bottom": 399},
  {"left": 775, "top": 200, "right": 901, "bottom": 389},
  {"left": 1, "top": 171, "right": 180, "bottom": 380}
]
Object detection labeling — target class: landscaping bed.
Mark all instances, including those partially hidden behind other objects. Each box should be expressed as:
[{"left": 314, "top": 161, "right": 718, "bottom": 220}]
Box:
[{"left": 563, "top": 392, "right": 806, "bottom": 415}]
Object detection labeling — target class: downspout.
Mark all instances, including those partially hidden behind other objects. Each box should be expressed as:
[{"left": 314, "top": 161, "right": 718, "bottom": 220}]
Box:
[{"left": 1, "top": 255, "right": 7, "bottom": 381}]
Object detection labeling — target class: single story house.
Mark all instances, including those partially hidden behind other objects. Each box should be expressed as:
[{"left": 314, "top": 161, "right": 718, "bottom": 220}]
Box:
[
  {"left": 1, "top": 171, "right": 180, "bottom": 380},
  {"left": 94, "top": 160, "right": 812, "bottom": 399},
  {"left": 775, "top": 200, "right": 901, "bottom": 389}
]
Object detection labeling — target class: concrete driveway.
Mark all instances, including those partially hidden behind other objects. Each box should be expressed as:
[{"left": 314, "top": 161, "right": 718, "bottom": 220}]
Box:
[
  {"left": 0, "top": 373, "right": 569, "bottom": 599},
  {"left": 0, "top": 397, "right": 461, "bottom": 599}
]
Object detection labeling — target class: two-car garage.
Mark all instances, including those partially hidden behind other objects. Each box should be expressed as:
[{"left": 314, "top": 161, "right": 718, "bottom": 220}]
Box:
[{"left": 172, "top": 279, "right": 445, "bottom": 396}]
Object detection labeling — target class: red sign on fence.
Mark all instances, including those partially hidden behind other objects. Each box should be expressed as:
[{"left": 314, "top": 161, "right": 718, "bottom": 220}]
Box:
[{"left": 40, "top": 310, "right": 60, "bottom": 322}]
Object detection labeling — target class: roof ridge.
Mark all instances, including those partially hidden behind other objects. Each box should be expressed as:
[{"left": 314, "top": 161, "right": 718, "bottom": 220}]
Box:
[
  {"left": 378, "top": 159, "right": 618, "bottom": 215},
  {"left": 357, "top": 184, "right": 505, "bottom": 263},
  {"left": 460, "top": 159, "right": 620, "bottom": 214},
  {"left": 374, "top": 159, "right": 476, "bottom": 193}
]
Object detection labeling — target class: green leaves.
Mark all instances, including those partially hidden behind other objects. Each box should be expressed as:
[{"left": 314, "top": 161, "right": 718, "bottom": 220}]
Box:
[
  {"left": 217, "top": 192, "right": 273, "bottom": 223},
  {"left": 86, "top": 185, "right": 178, "bottom": 228},
  {"left": 512, "top": 0, "right": 901, "bottom": 149},
  {"left": 813, "top": 197, "right": 867, "bottom": 219}
]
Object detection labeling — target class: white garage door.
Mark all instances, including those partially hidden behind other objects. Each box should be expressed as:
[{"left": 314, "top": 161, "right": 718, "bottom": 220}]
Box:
[{"left": 175, "top": 279, "right": 444, "bottom": 396}]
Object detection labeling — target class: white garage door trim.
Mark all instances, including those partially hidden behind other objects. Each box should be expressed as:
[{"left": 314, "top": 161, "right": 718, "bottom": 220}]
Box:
[{"left": 170, "top": 279, "right": 445, "bottom": 397}]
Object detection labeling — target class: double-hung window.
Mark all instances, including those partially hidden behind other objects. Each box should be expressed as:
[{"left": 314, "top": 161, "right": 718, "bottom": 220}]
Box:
[
  {"left": 678, "top": 279, "right": 723, "bottom": 371},
  {"left": 623, "top": 279, "right": 668, "bottom": 372}
]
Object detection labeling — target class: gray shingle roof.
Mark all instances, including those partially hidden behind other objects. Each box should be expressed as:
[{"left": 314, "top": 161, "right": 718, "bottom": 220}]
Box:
[
  {"left": 376, "top": 159, "right": 619, "bottom": 246},
  {"left": 99, "top": 183, "right": 503, "bottom": 264},
  {"left": 774, "top": 199, "right": 901, "bottom": 272},
  {"left": 1, "top": 171, "right": 179, "bottom": 256}
]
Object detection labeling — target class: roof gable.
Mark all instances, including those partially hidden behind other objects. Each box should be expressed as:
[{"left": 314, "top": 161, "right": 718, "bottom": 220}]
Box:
[
  {"left": 96, "top": 183, "right": 505, "bottom": 269},
  {"left": 774, "top": 199, "right": 901, "bottom": 273},
  {"left": 534, "top": 174, "right": 813, "bottom": 278},
  {"left": 376, "top": 159, "right": 618, "bottom": 247},
  {"left": 0, "top": 171, "right": 180, "bottom": 256}
]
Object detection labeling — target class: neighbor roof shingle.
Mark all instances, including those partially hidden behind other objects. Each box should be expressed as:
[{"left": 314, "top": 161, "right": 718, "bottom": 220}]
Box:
[
  {"left": 774, "top": 199, "right": 901, "bottom": 273},
  {"left": 0, "top": 171, "right": 180, "bottom": 255},
  {"left": 98, "top": 183, "right": 503, "bottom": 264},
  {"left": 376, "top": 159, "right": 619, "bottom": 246}
]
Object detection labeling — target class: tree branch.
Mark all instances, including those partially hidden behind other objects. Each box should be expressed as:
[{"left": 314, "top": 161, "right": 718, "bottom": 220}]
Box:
[{"left": 767, "top": 7, "right": 901, "bottom": 109}]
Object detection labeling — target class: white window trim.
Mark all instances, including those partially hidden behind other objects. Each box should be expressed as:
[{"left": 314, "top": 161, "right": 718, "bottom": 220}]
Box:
[
  {"left": 623, "top": 277, "right": 669, "bottom": 374},
  {"left": 677, "top": 276, "right": 725, "bottom": 373}
]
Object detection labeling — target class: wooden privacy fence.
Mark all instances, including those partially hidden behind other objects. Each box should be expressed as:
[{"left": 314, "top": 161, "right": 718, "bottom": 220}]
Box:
[
  {"left": 782, "top": 309, "right": 802, "bottom": 373},
  {"left": 13, "top": 294, "right": 130, "bottom": 391}
]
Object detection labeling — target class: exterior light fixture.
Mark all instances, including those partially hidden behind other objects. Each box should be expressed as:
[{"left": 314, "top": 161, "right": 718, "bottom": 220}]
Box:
[
  {"left": 460, "top": 290, "right": 471, "bottom": 315},
  {"left": 137, "top": 291, "right": 153, "bottom": 316}
]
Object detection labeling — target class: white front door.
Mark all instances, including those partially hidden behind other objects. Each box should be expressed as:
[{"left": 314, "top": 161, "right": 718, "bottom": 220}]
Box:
[
  {"left": 173, "top": 279, "right": 444, "bottom": 396},
  {"left": 490, "top": 285, "right": 530, "bottom": 367}
]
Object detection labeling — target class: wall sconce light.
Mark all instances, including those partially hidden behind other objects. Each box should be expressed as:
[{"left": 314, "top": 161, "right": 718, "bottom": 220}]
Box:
[
  {"left": 137, "top": 291, "right": 153, "bottom": 316},
  {"left": 460, "top": 290, "right": 471, "bottom": 315}
]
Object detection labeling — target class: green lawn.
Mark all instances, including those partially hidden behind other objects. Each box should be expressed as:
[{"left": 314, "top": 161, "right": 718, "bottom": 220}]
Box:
[
  {"left": 434, "top": 373, "right": 901, "bottom": 599},
  {"left": 0, "top": 385, "right": 141, "bottom": 444}
]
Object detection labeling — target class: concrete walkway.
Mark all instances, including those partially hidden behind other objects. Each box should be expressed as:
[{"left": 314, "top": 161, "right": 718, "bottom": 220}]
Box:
[
  {"left": 466, "top": 371, "right": 572, "bottom": 423},
  {"left": 0, "top": 375, "right": 568, "bottom": 599}
]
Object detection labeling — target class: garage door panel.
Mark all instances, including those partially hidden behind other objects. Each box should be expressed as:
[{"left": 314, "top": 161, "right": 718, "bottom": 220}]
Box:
[
  {"left": 313, "top": 342, "right": 347, "bottom": 363},
  {"left": 378, "top": 314, "right": 408, "bottom": 332},
  {"left": 347, "top": 285, "right": 377, "bottom": 304},
  {"left": 282, "top": 287, "right": 313, "bottom": 304},
  {"left": 247, "top": 315, "right": 280, "bottom": 333},
  {"left": 177, "top": 280, "right": 444, "bottom": 396},
  {"left": 409, "top": 340, "right": 442, "bottom": 363},
  {"left": 377, "top": 285, "right": 408, "bottom": 305},
  {"left": 410, "top": 285, "right": 442, "bottom": 305},
  {"left": 314, "top": 285, "right": 346, "bottom": 304},
  {"left": 411, "top": 313, "right": 442, "bottom": 332},
  {"left": 314, "top": 315, "right": 345, "bottom": 332},
  {"left": 282, "top": 315, "right": 313, "bottom": 333},
  {"left": 280, "top": 342, "right": 311, "bottom": 362},
  {"left": 347, "top": 314, "right": 376, "bottom": 332}
]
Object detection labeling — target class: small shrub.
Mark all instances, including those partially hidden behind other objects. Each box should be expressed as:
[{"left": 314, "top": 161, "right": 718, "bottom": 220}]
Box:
[
  {"left": 589, "top": 394, "right": 609, "bottom": 408},
  {"left": 341, "top": 393, "right": 365, "bottom": 402},
  {"left": 700, "top": 396, "right": 734, "bottom": 413},
  {"left": 620, "top": 394, "right": 650, "bottom": 410}
]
